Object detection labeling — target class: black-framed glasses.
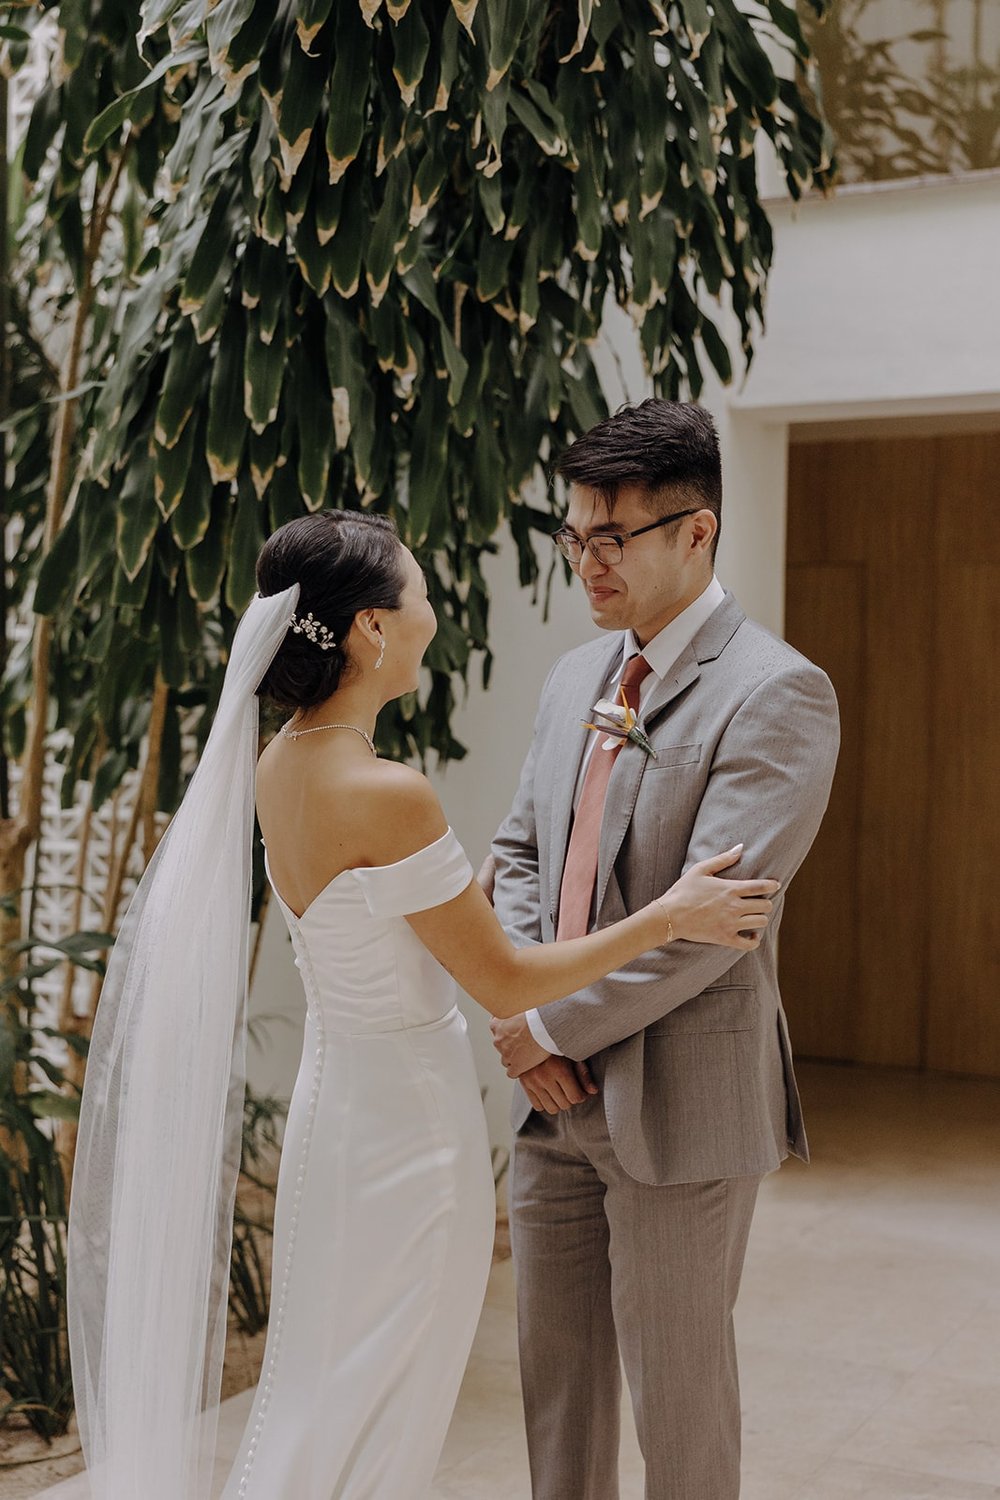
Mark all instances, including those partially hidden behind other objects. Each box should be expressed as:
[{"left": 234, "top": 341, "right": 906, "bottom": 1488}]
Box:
[{"left": 552, "top": 507, "right": 705, "bottom": 566}]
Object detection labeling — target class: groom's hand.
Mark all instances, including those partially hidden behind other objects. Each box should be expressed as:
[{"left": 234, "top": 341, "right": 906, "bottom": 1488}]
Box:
[
  {"left": 517, "top": 1058, "right": 598, "bottom": 1114},
  {"left": 489, "top": 1016, "right": 598, "bottom": 1108}
]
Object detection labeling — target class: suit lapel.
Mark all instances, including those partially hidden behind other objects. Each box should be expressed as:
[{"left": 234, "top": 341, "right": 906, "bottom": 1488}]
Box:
[
  {"left": 635, "top": 644, "right": 703, "bottom": 731},
  {"left": 547, "top": 636, "right": 622, "bottom": 921},
  {"left": 593, "top": 648, "right": 702, "bottom": 915},
  {"left": 593, "top": 593, "right": 746, "bottom": 915}
]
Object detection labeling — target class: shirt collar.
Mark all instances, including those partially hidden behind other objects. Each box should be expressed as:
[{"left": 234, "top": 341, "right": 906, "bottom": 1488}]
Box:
[{"left": 621, "top": 575, "right": 726, "bottom": 682}]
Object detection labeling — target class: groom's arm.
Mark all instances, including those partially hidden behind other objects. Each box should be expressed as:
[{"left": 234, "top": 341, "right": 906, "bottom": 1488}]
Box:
[{"left": 502, "top": 662, "right": 840, "bottom": 1064}]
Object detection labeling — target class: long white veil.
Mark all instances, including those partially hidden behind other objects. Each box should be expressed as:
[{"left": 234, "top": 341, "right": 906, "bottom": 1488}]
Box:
[{"left": 67, "top": 583, "right": 299, "bottom": 1500}]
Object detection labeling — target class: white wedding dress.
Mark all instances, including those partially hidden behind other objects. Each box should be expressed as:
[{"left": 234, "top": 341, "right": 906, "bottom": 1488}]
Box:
[{"left": 219, "top": 828, "right": 496, "bottom": 1500}]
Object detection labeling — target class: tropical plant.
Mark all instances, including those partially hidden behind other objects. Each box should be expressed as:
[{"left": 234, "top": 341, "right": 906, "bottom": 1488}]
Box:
[
  {"left": 3, "top": 0, "right": 835, "bottom": 819},
  {"left": 1, "top": 939, "right": 287, "bottom": 1438}
]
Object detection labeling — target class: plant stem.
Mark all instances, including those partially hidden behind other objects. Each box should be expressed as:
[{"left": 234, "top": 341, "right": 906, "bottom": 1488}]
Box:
[
  {"left": 0, "top": 68, "right": 10, "bottom": 826},
  {"left": 140, "top": 674, "right": 169, "bottom": 866}
]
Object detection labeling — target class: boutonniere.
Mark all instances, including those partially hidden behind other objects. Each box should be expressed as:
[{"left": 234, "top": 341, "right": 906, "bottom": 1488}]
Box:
[{"left": 582, "top": 688, "right": 657, "bottom": 759}]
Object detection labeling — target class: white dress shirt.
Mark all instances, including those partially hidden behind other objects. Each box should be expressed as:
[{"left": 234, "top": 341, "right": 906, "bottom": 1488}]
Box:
[{"left": 524, "top": 575, "right": 727, "bottom": 1056}]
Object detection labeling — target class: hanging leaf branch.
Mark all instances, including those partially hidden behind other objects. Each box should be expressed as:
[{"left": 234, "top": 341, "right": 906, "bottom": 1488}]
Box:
[{"left": 7, "top": 0, "right": 833, "bottom": 801}]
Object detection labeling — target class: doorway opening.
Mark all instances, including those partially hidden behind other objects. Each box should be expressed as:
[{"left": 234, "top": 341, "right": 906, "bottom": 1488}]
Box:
[{"left": 779, "top": 419, "right": 1000, "bottom": 1079}]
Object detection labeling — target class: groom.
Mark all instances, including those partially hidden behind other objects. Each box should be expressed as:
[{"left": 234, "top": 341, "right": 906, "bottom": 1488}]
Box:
[{"left": 488, "top": 399, "right": 840, "bottom": 1499}]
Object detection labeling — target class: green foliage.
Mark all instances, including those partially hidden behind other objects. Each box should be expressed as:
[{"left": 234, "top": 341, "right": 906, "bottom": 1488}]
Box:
[
  {"left": 0, "top": 1083, "right": 74, "bottom": 1440},
  {"left": 5, "top": 0, "right": 834, "bottom": 810},
  {"left": 0, "top": 926, "right": 286, "bottom": 1428},
  {"left": 0, "top": 931, "right": 110, "bottom": 1440}
]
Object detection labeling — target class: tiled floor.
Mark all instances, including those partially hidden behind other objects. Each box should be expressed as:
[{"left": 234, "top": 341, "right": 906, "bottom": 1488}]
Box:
[{"left": 32, "top": 1063, "right": 1000, "bottom": 1499}]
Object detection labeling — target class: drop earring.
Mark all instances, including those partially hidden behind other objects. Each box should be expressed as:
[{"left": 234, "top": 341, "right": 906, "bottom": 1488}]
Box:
[{"left": 374, "top": 637, "right": 385, "bottom": 671}]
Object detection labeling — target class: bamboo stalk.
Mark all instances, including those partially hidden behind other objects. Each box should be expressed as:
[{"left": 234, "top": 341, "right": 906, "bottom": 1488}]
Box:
[
  {"left": 85, "top": 784, "right": 141, "bottom": 1019},
  {"left": 62, "top": 685, "right": 172, "bottom": 1182},
  {"left": 2, "top": 142, "right": 132, "bottom": 987},
  {"left": 58, "top": 732, "right": 105, "bottom": 1029},
  {"left": 54, "top": 733, "right": 104, "bottom": 1181},
  {"left": 140, "top": 674, "right": 169, "bottom": 866},
  {"left": 0, "top": 68, "right": 11, "bottom": 827}
]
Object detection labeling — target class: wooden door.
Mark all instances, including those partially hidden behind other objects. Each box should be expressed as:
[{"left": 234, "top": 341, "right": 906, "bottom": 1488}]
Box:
[{"left": 780, "top": 430, "right": 1000, "bottom": 1078}]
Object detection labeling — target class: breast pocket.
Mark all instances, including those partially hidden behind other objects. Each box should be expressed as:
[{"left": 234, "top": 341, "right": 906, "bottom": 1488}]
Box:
[{"left": 645, "top": 742, "right": 702, "bottom": 771}]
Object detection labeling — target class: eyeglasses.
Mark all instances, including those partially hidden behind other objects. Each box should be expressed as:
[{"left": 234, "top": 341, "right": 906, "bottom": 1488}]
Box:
[{"left": 552, "top": 507, "right": 705, "bottom": 566}]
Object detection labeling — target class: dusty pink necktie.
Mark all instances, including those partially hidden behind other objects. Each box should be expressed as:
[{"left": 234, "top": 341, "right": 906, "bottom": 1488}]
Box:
[{"left": 556, "top": 653, "right": 653, "bottom": 941}]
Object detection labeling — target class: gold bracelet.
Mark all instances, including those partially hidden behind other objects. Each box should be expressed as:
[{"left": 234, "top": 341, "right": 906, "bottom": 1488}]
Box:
[{"left": 655, "top": 898, "right": 674, "bottom": 944}]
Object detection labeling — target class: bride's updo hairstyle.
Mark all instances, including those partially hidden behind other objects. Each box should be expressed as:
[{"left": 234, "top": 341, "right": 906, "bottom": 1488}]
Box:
[{"left": 255, "top": 510, "right": 407, "bottom": 710}]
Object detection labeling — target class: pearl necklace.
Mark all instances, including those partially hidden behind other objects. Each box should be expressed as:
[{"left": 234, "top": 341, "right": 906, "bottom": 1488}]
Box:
[{"left": 280, "top": 721, "right": 377, "bottom": 757}]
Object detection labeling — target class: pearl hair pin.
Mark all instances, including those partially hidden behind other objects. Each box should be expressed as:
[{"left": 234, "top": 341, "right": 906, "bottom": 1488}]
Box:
[{"left": 289, "top": 611, "right": 337, "bottom": 650}]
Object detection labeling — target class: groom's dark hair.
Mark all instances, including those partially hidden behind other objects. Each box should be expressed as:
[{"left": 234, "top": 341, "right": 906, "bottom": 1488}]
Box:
[{"left": 555, "top": 399, "right": 722, "bottom": 560}]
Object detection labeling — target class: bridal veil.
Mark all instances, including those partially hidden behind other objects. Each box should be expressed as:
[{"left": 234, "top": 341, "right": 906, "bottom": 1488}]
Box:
[{"left": 67, "top": 583, "right": 299, "bottom": 1500}]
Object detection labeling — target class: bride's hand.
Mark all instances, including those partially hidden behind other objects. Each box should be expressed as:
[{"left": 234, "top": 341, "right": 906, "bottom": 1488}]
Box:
[{"left": 659, "top": 845, "right": 780, "bottom": 950}]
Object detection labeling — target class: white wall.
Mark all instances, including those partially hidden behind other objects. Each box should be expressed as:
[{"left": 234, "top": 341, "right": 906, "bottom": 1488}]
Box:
[
  {"left": 712, "top": 170, "right": 1000, "bottom": 630},
  {"left": 249, "top": 169, "right": 1000, "bottom": 1154},
  {"left": 739, "top": 175, "right": 1000, "bottom": 419}
]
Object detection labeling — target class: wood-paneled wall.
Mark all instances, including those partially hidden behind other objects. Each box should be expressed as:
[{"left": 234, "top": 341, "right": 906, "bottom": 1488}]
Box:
[{"left": 780, "top": 431, "right": 1000, "bottom": 1078}]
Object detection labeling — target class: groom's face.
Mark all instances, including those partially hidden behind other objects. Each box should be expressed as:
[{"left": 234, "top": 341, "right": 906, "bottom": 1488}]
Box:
[{"left": 563, "top": 482, "right": 716, "bottom": 646}]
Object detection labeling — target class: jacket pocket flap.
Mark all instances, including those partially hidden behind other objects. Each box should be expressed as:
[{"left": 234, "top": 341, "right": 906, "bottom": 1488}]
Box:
[{"left": 646, "top": 985, "right": 757, "bottom": 1035}]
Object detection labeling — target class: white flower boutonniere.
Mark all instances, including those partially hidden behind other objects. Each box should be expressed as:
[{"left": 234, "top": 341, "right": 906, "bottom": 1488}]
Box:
[{"left": 582, "top": 687, "right": 657, "bottom": 758}]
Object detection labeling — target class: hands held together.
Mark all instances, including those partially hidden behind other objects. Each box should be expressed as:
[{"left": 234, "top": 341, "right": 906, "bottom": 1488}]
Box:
[{"left": 487, "top": 1031, "right": 598, "bottom": 1116}]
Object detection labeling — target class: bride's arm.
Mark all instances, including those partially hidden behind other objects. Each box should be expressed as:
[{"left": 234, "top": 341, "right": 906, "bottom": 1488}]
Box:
[{"left": 375, "top": 769, "right": 776, "bottom": 1021}]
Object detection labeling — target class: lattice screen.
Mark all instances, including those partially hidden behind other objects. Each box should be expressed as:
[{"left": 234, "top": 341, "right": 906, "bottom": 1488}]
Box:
[{"left": 9, "top": 743, "right": 169, "bottom": 1042}]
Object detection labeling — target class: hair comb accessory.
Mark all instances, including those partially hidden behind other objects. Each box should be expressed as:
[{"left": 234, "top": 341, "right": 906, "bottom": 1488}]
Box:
[{"left": 289, "top": 611, "right": 337, "bottom": 650}]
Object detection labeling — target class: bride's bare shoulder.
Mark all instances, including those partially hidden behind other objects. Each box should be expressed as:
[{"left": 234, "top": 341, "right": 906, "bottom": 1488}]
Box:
[
  {"left": 349, "top": 760, "right": 449, "bottom": 866},
  {"left": 280, "top": 754, "right": 447, "bottom": 866}
]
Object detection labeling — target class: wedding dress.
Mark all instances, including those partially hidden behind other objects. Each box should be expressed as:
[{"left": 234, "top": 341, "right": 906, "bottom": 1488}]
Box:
[{"left": 219, "top": 826, "right": 496, "bottom": 1500}]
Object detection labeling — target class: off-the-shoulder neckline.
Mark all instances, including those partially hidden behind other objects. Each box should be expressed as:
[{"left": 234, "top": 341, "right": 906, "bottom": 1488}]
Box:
[{"left": 262, "top": 827, "right": 456, "bottom": 923}]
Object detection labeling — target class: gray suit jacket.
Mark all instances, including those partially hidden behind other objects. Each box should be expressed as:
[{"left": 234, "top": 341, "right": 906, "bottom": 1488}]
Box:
[{"left": 492, "top": 592, "right": 840, "bottom": 1186}]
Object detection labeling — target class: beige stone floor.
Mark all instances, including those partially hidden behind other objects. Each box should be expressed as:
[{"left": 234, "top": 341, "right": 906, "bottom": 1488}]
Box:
[
  {"left": 430, "top": 1061, "right": 1000, "bottom": 1500},
  {"left": 24, "top": 1061, "right": 1000, "bottom": 1499}
]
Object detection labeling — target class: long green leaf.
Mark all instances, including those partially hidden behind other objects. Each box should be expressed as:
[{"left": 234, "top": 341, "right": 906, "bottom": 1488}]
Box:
[
  {"left": 154, "top": 316, "right": 205, "bottom": 447},
  {"left": 170, "top": 429, "right": 214, "bottom": 549},
  {"left": 391, "top": 2, "right": 430, "bottom": 107},
  {"left": 486, "top": 0, "right": 531, "bottom": 91},
  {"left": 402, "top": 257, "right": 468, "bottom": 404},
  {"left": 154, "top": 408, "right": 201, "bottom": 519},
  {"left": 83, "top": 42, "right": 205, "bottom": 154},
  {"left": 115, "top": 455, "right": 160, "bottom": 583},
  {"left": 407, "top": 376, "right": 449, "bottom": 548},
  {"left": 365, "top": 155, "right": 410, "bottom": 306},
  {"left": 294, "top": 349, "right": 332, "bottom": 509},
  {"left": 276, "top": 32, "right": 330, "bottom": 183},
  {"left": 185, "top": 488, "right": 230, "bottom": 602},
  {"left": 326, "top": 3, "right": 372, "bottom": 181},
  {"left": 324, "top": 294, "right": 376, "bottom": 480},
  {"left": 206, "top": 306, "right": 249, "bottom": 483},
  {"left": 244, "top": 307, "right": 286, "bottom": 432},
  {"left": 225, "top": 478, "right": 264, "bottom": 613}
]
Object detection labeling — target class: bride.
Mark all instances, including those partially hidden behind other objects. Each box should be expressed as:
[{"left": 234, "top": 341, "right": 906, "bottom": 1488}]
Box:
[{"left": 67, "top": 509, "right": 778, "bottom": 1500}]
